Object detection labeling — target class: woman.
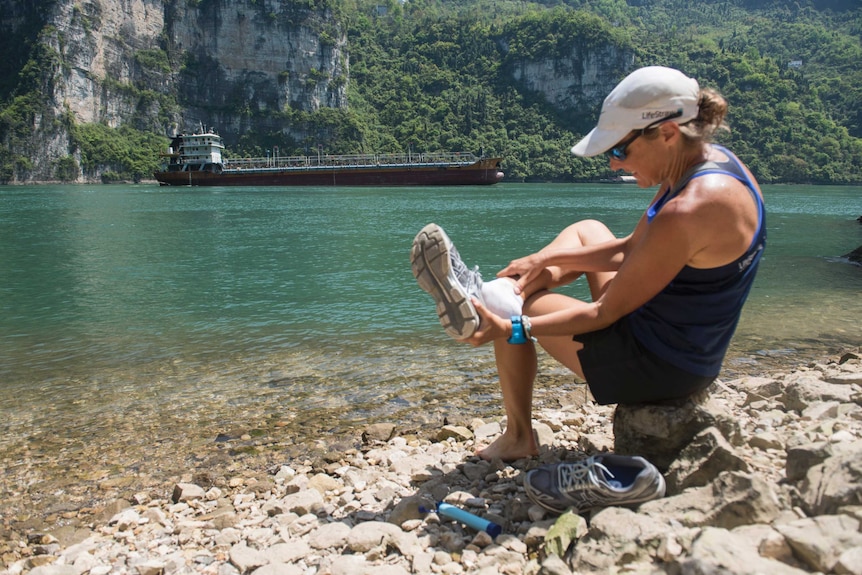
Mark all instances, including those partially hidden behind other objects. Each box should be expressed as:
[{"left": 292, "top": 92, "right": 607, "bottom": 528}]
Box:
[{"left": 411, "top": 66, "right": 766, "bottom": 468}]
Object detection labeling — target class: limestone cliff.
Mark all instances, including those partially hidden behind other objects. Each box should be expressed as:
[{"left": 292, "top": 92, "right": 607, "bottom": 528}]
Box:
[
  {"left": 3, "top": 0, "right": 348, "bottom": 182},
  {"left": 509, "top": 45, "right": 634, "bottom": 127}
]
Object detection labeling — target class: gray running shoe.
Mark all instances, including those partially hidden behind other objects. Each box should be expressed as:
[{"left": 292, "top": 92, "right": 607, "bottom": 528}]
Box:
[
  {"left": 524, "top": 454, "right": 666, "bottom": 515},
  {"left": 411, "top": 223, "right": 484, "bottom": 340}
]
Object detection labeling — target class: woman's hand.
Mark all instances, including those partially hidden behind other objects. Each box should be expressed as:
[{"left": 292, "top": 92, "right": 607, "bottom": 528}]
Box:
[
  {"left": 464, "top": 298, "right": 510, "bottom": 347},
  {"left": 496, "top": 252, "right": 547, "bottom": 294}
]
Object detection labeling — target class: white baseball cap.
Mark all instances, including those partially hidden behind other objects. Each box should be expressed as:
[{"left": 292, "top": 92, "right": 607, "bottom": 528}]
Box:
[{"left": 571, "top": 66, "right": 700, "bottom": 157}]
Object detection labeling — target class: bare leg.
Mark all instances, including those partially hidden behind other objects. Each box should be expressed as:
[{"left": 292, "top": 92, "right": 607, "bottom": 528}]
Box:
[
  {"left": 476, "top": 338, "right": 539, "bottom": 461},
  {"left": 477, "top": 220, "right": 618, "bottom": 461}
]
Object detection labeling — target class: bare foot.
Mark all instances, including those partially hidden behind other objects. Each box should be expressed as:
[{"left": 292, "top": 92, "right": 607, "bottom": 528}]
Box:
[{"left": 476, "top": 430, "right": 538, "bottom": 462}]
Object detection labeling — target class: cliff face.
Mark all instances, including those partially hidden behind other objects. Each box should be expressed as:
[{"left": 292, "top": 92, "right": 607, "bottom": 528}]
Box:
[
  {"left": 509, "top": 45, "right": 634, "bottom": 127},
  {"left": 49, "top": 0, "right": 166, "bottom": 127},
  {"left": 164, "top": 0, "right": 348, "bottom": 138},
  {"left": 13, "top": 0, "right": 348, "bottom": 182}
]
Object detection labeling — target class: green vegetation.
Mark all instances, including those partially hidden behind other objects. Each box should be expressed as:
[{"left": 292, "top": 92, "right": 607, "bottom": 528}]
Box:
[
  {"left": 70, "top": 123, "right": 167, "bottom": 183},
  {"left": 135, "top": 49, "right": 171, "bottom": 74},
  {"left": 316, "top": 0, "right": 861, "bottom": 183}
]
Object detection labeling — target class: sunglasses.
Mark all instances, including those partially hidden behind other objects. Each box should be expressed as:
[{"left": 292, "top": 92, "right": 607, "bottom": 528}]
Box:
[{"left": 604, "top": 110, "right": 684, "bottom": 161}]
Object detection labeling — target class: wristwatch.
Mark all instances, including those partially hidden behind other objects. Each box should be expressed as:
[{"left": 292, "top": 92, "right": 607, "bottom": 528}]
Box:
[{"left": 508, "top": 315, "right": 528, "bottom": 344}]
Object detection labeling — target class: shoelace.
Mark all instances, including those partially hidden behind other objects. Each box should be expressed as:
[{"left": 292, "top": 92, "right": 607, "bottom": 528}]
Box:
[
  {"left": 450, "top": 246, "right": 484, "bottom": 298},
  {"left": 557, "top": 456, "right": 615, "bottom": 493}
]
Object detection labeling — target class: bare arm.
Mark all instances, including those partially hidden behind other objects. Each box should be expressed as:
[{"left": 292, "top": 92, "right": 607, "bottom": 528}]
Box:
[
  {"left": 497, "top": 233, "right": 633, "bottom": 294},
  {"left": 530, "top": 211, "right": 693, "bottom": 336}
]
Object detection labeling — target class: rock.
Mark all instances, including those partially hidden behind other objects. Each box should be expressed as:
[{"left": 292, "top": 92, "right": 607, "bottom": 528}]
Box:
[
  {"left": 46, "top": 526, "right": 92, "bottom": 548},
  {"left": 249, "top": 564, "right": 304, "bottom": 575},
  {"left": 731, "top": 524, "right": 794, "bottom": 563},
  {"left": 679, "top": 527, "right": 809, "bottom": 574},
  {"left": 308, "top": 522, "right": 350, "bottom": 549},
  {"left": 613, "top": 389, "right": 740, "bottom": 471},
  {"left": 733, "top": 376, "right": 783, "bottom": 399},
  {"left": 785, "top": 440, "right": 833, "bottom": 482},
  {"left": 541, "top": 510, "right": 587, "bottom": 558},
  {"left": 539, "top": 553, "right": 573, "bottom": 575},
  {"left": 362, "top": 423, "right": 396, "bottom": 443},
  {"left": 386, "top": 494, "right": 433, "bottom": 527},
  {"left": 228, "top": 542, "right": 268, "bottom": 573},
  {"left": 132, "top": 560, "right": 166, "bottom": 575},
  {"left": 800, "top": 445, "right": 862, "bottom": 515},
  {"left": 461, "top": 460, "right": 491, "bottom": 481},
  {"left": 108, "top": 509, "right": 142, "bottom": 531},
  {"left": 574, "top": 506, "right": 675, "bottom": 569},
  {"left": 826, "top": 371, "right": 862, "bottom": 386},
  {"left": 801, "top": 400, "right": 841, "bottom": 420},
  {"left": 307, "top": 473, "right": 342, "bottom": 494},
  {"left": 280, "top": 489, "right": 324, "bottom": 516},
  {"left": 642, "top": 471, "right": 780, "bottom": 529},
  {"left": 473, "top": 421, "right": 502, "bottom": 440},
  {"left": 775, "top": 514, "right": 862, "bottom": 573},
  {"left": 749, "top": 430, "right": 783, "bottom": 450},
  {"left": 437, "top": 425, "right": 473, "bottom": 442},
  {"left": 780, "top": 373, "right": 858, "bottom": 411},
  {"left": 26, "top": 566, "right": 80, "bottom": 575},
  {"left": 665, "top": 427, "right": 750, "bottom": 494},
  {"left": 533, "top": 421, "right": 555, "bottom": 449},
  {"left": 93, "top": 499, "right": 130, "bottom": 524},
  {"left": 390, "top": 452, "right": 441, "bottom": 481},
  {"left": 843, "top": 244, "right": 862, "bottom": 264},
  {"left": 346, "top": 521, "right": 409, "bottom": 555},
  {"left": 328, "top": 555, "right": 370, "bottom": 575},
  {"left": 172, "top": 482, "right": 206, "bottom": 503},
  {"left": 262, "top": 541, "right": 311, "bottom": 565},
  {"left": 835, "top": 546, "right": 862, "bottom": 575}
]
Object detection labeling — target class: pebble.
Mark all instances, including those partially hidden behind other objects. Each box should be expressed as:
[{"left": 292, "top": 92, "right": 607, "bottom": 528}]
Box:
[{"left": 1, "top": 349, "right": 861, "bottom": 574}]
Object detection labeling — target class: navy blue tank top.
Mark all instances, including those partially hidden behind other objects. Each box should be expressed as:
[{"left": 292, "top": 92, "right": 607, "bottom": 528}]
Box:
[{"left": 627, "top": 145, "right": 766, "bottom": 377}]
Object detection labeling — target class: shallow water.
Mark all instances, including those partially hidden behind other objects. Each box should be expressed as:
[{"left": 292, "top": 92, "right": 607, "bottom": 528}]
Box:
[{"left": 0, "top": 183, "right": 860, "bottom": 524}]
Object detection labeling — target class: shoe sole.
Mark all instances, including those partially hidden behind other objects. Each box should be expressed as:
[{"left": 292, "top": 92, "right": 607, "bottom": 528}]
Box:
[
  {"left": 523, "top": 469, "right": 666, "bottom": 515},
  {"left": 411, "top": 223, "right": 479, "bottom": 340}
]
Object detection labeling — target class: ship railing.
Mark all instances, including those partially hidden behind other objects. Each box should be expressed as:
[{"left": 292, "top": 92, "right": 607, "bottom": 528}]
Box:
[{"left": 222, "top": 152, "right": 480, "bottom": 170}]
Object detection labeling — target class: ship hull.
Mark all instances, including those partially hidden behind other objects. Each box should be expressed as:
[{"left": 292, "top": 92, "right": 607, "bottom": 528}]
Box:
[{"left": 154, "top": 158, "right": 503, "bottom": 187}]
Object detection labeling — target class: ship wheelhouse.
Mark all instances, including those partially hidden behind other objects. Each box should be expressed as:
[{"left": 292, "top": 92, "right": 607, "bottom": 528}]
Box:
[{"left": 161, "top": 128, "right": 225, "bottom": 173}]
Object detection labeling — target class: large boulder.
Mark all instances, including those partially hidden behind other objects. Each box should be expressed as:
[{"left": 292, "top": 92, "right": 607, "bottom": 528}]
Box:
[
  {"left": 613, "top": 387, "right": 741, "bottom": 471},
  {"left": 844, "top": 244, "right": 862, "bottom": 264}
]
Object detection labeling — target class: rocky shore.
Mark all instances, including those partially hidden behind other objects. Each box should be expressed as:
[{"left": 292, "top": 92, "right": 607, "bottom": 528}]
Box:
[{"left": 2, "top": 349, "right": 862, "bottom": 575}]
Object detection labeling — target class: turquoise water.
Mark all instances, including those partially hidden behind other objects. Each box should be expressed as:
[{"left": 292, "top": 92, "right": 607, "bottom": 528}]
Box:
[{"left": 1, "top": 183, "right": 860, "bottom": 445}]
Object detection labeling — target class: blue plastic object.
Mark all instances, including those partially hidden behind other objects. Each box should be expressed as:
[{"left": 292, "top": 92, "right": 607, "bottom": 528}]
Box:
[
  {"left": 508, "top": 315, "right": 527, "bottom": 344},
  {"left": 421, "top": 502, "right": 502, "bottom": 537}
]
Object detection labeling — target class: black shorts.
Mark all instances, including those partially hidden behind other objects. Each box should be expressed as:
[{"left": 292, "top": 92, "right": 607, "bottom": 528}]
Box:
[{"left": 574, "top": 318, "right": 716, "bottom": 405}]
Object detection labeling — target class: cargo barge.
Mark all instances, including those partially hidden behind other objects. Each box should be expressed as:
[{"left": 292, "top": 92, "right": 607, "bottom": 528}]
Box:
[{"left": 154, "top": 128, "right": 503, "bottom": 187}]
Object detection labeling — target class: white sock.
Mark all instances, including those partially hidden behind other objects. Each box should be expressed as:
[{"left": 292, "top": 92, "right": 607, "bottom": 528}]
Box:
[{"left": 480, "top": 278, "right": 523, "bottom": 317}]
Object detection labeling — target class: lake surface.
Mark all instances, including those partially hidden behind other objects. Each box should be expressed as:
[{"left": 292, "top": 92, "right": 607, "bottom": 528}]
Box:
[{"left": 1, "top": 183, "right": 860, "bottom": 487}]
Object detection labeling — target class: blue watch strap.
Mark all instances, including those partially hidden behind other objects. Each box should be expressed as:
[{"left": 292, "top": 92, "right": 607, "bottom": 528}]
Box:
[{"left": 508, "top": 315, "right": 527, "bottom": 344}]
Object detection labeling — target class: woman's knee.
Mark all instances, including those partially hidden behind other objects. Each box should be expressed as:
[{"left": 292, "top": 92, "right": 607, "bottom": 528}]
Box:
[
  {"left": 574, "top": 219, "right": 615, "bottom": 244},
  {"left": 553, "top": 219, "right": 614, "bottom": 249}
]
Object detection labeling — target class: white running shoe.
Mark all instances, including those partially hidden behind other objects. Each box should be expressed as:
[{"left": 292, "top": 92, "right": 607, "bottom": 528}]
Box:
[
  {"left": 411, "top": 223, "right": 483, "bottom": 340},
  {"left": 523, "top": 454, "right": 666, "bottom": 515}
]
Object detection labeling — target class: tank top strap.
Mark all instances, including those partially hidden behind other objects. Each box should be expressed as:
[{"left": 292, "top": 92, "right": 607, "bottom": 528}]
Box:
[{"left": 646, "top": 145, "right": 756, "bottom": 223}]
